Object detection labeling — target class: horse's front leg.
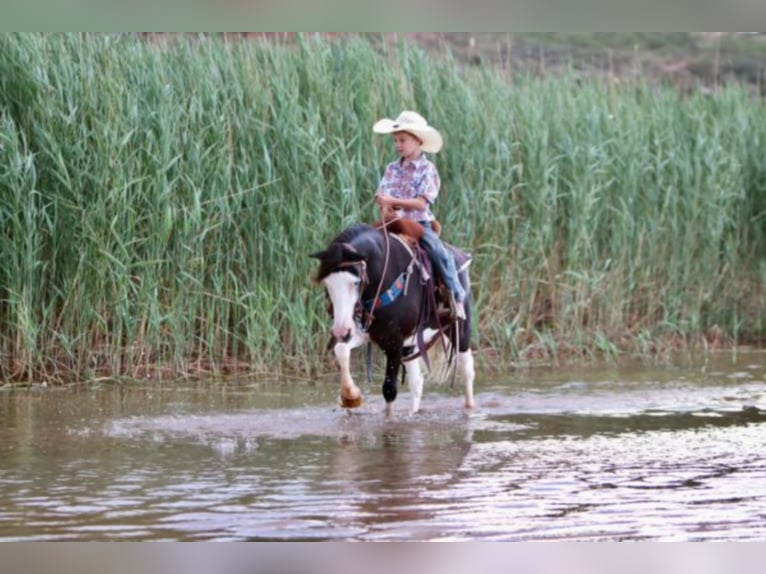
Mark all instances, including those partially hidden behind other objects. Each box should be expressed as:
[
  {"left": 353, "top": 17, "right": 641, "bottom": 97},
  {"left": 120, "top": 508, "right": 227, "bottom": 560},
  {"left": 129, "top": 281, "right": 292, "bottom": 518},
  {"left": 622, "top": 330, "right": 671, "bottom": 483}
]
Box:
[
  {"left": 332, "top": 332, "right": 368, "bottom": 408},
  {"left": 382, "top": 346, "right": 403, "bottom": 416}
]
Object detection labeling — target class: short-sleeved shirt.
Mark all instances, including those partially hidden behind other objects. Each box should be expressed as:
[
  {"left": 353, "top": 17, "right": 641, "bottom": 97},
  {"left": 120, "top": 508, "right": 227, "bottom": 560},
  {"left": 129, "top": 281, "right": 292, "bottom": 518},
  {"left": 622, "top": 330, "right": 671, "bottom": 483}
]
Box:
[{"left": 375, "top": 153, "right": 440, "bottom": 222}]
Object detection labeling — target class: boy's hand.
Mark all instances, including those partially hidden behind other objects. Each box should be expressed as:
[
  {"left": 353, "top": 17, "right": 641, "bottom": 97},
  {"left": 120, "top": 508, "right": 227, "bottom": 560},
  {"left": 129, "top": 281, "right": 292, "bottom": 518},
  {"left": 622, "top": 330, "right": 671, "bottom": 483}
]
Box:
[{"left": 375, "top": 194, "right": 395, "bottom": 220}]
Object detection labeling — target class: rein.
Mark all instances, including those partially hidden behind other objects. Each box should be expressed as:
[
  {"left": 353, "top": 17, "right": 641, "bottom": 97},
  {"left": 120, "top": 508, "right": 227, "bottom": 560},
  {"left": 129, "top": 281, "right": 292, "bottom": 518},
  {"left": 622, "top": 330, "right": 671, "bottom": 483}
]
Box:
[{"left": 363, "top": 217, "right": 394, "bottom": 329}]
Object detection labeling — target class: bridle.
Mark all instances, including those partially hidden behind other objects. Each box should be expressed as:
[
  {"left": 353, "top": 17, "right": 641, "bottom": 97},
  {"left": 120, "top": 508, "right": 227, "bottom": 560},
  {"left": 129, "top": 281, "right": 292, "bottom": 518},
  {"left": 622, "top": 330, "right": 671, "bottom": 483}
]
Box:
[
  {"left": 330, "top": 221, "right": 406, "bottom": 333},
  {"left": 333, "top": 259, "right": 372, "bottom": 331}
]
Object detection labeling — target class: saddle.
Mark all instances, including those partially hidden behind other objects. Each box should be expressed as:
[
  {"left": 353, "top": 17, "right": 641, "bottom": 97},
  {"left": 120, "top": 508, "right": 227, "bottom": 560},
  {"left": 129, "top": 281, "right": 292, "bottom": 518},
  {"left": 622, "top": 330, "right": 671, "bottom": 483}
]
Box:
[
  {"left": 372, "top": 217, "right": 472, "bottom": 291},
  {"left": 372, "top": 217, "right": 438, "bottom": 241}
]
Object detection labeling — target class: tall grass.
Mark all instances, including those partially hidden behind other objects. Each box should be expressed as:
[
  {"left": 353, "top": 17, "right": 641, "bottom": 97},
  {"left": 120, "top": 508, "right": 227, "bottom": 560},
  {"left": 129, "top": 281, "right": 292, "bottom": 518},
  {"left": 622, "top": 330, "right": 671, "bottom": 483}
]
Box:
[{"left": 0, "top": 33, "right": 763, "bottom": 382}]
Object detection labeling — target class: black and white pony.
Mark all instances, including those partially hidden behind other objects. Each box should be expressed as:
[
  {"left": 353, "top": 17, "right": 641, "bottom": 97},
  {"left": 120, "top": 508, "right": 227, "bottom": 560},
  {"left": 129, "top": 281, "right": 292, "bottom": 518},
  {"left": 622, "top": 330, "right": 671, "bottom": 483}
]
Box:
[{"left": 310, "top": 223, "right": 475, "bottom": 415}]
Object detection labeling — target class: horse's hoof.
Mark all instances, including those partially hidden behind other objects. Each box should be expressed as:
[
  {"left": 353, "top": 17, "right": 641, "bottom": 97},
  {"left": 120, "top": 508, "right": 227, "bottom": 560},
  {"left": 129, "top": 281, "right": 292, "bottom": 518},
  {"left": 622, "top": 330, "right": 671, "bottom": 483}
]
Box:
[{"left": 341, "top": 395, "right": 363, "bottom": 409}]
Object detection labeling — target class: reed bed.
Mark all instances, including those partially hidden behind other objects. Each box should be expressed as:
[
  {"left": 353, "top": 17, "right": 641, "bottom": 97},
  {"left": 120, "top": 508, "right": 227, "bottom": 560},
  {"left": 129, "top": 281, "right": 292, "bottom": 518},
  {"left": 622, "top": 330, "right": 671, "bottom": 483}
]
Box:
[{"left": 0, "top": 33, "right": 763, "bottom": 382}]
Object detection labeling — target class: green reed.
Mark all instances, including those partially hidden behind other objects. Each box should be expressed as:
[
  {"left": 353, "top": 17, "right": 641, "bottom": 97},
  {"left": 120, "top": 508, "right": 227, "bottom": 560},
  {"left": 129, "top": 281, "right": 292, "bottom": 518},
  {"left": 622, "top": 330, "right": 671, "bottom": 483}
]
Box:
[{"left": 0, "top": 33, "right": 763, "bottom": 381}]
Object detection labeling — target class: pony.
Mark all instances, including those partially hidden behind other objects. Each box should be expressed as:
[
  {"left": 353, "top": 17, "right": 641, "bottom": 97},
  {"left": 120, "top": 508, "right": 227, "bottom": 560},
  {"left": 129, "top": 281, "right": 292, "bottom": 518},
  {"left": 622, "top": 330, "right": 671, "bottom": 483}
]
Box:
[{"left": 309, "top": 222, "right": 475, "bottom": 415}]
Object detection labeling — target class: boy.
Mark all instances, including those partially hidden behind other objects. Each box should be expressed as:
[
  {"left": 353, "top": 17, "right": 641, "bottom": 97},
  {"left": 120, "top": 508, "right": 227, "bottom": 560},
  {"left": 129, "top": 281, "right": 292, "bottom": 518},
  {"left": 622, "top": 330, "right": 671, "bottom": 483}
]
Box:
[{"left": 372, "top": 110, "right": 466, "bottom": 320}]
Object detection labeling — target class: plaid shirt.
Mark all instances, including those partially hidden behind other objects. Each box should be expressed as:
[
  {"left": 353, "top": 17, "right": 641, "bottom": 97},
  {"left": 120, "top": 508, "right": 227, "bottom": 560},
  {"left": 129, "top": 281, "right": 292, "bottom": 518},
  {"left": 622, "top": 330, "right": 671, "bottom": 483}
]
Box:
[{"left": 375, "top": 153, "right": 440, "bottom": 222}]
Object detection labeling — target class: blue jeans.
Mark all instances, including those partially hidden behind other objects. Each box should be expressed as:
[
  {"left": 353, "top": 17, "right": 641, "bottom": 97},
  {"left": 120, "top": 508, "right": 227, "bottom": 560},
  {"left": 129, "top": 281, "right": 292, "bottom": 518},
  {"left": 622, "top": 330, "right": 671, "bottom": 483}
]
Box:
[{"left": 419, "top": 221, "right": 466, "bottom": 303}]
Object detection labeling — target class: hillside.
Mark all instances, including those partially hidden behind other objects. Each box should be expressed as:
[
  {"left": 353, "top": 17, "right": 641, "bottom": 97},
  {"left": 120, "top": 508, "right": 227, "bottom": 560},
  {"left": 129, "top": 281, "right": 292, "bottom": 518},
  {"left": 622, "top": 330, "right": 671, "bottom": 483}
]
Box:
[
  {"left": 211, "top": 32, "right": 766, "bottom": 94},
  {"left": 388, "top": 33, "right": 766, "bottom": 94}
]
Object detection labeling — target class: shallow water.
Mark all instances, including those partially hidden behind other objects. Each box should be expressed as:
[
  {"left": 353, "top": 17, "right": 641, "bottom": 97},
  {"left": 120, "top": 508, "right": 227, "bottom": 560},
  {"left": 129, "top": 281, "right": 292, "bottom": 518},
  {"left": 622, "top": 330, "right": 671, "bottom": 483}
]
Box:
[{"left": 1, "top": 352, "right": 765, "bottom": 541}]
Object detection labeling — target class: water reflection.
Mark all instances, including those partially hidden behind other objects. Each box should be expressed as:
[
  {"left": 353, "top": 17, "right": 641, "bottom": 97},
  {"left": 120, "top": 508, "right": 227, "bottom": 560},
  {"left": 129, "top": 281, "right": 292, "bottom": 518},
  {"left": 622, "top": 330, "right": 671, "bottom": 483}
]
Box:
[
  {"left": 0, "top": 353, "right": 764, "bottom": 540},
  {"left": 327, "top": 414, "right": 475, "bottom": 540}
]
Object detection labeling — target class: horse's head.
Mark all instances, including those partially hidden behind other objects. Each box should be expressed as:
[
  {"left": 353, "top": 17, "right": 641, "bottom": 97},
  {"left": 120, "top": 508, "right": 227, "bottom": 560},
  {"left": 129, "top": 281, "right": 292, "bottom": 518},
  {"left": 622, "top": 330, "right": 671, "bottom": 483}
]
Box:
[{"left": 310, "top": 242, "right": 368, "bottom": 342}]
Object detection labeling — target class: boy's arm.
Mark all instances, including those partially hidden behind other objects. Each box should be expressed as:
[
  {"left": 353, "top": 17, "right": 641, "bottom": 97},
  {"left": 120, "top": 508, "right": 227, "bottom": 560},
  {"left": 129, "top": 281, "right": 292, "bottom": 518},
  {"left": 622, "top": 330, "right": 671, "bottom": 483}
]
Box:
[{"left": 376, "top": 195, "right": 427, "bottom": 211}]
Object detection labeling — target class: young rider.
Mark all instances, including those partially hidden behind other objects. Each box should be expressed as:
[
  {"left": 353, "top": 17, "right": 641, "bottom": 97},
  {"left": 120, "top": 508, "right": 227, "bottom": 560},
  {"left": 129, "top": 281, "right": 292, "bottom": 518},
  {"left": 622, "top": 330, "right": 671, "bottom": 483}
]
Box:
[{"left": 372, "top": 110, "right": 466, "bottom": 320}]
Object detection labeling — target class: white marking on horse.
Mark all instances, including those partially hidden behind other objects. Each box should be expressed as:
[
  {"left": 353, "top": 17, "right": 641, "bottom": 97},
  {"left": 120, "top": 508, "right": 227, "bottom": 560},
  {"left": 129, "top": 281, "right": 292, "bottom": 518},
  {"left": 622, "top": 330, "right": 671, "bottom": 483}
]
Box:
[
  {"left": 401, "top": 328, "right": 475, "bottom": 414},
  {"left": 323, "top": 271, "right": 368, "bottom": 407},
  {"left": 323, "top": 271, "right": 361, "bottom": 342}
]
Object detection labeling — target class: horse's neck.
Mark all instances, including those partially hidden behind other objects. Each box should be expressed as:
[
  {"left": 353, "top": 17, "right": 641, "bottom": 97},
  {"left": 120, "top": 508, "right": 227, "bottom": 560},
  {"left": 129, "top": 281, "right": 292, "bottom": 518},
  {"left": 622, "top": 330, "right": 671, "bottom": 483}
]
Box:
[{"left": 369, "top": 234, "right": 413, "bottom": 287}]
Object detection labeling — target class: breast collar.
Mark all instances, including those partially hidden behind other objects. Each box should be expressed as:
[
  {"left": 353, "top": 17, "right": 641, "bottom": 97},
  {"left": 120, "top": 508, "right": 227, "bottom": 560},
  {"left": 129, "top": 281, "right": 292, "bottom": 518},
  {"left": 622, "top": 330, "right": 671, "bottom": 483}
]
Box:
[{"left": 363, "top": 269, "right": 408, "bottom": 311}]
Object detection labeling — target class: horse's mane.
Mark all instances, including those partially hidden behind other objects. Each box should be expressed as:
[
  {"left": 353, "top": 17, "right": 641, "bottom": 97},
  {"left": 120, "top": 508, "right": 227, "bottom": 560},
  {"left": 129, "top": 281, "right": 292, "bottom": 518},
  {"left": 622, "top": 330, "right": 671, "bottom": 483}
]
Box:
[
  {"left": 313, "top": 223, "right": 382, "bottom": 282},
  {"left": 328, "top": 223, "right": 376, "bottom": 246}
]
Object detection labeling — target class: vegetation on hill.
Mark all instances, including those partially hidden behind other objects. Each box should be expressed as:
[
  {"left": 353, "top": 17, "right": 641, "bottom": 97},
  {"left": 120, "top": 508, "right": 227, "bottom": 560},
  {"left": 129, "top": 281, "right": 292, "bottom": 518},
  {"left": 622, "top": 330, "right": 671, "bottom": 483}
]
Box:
[{"left": 385, "top": 33, "right": 766, "bottom": 93}]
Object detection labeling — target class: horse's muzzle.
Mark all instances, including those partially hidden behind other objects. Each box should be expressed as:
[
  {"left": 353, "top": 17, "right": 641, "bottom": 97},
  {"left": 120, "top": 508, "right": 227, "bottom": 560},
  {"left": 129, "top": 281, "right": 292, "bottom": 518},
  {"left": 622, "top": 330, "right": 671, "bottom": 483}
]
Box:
[
  {"left": 329, "top": 327, "right": 353, "bottom": 346},
  {"left": 330, "top": 323, "right": 354, "bottom": 343}
]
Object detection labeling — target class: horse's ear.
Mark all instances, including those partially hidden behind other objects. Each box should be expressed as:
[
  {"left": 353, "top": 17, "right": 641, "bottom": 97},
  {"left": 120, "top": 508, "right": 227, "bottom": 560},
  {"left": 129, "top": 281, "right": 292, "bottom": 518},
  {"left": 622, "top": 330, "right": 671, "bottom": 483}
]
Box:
[
  {"left": 331, "top": 242, "right": 365, "bottom": 263},
  {"left": 309, "top": 250, "right": 326, "bottom": 260},
  {"left": 343, "top": 247, "right": 365, "bottom": 262},
  {"left": 310, "top": 242, "right": 365, "bottom": 265}
]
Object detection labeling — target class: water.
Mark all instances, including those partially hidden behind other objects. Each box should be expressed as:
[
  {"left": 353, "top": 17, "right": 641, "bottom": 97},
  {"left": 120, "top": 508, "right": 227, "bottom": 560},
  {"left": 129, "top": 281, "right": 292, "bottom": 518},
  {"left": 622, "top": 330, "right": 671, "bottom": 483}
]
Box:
[{"left": 1, "top": 352, "right": 765, "bottom": 541}]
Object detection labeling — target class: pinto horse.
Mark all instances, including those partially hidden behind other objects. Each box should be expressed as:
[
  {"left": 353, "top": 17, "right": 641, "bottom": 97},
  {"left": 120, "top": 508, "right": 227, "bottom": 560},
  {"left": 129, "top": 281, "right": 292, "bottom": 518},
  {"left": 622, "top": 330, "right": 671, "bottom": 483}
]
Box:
[{"left": 310, "top": 223, "right": 475, "bottom": 415}]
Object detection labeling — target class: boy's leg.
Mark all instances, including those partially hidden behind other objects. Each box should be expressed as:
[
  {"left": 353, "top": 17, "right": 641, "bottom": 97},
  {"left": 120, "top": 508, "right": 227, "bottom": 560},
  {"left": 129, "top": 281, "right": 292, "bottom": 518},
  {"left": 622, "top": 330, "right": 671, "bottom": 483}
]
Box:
[{"left": 419, "top": 225, "right": 466, "bottom": 317}]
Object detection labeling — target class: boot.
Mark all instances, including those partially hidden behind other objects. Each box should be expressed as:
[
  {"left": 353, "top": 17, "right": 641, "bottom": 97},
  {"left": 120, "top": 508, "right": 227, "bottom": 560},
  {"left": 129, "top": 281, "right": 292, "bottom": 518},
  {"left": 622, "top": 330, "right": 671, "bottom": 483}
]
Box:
[{"left": 448, "top": 291, "right": 466, "bottom": 321}]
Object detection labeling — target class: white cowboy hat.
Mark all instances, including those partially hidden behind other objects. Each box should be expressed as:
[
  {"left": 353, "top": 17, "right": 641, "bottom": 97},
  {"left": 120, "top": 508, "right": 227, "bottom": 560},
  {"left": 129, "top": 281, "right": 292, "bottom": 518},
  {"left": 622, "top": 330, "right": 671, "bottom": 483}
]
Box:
[{"left": 372, "top": 110, "right": 443, "bottom": 154}]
